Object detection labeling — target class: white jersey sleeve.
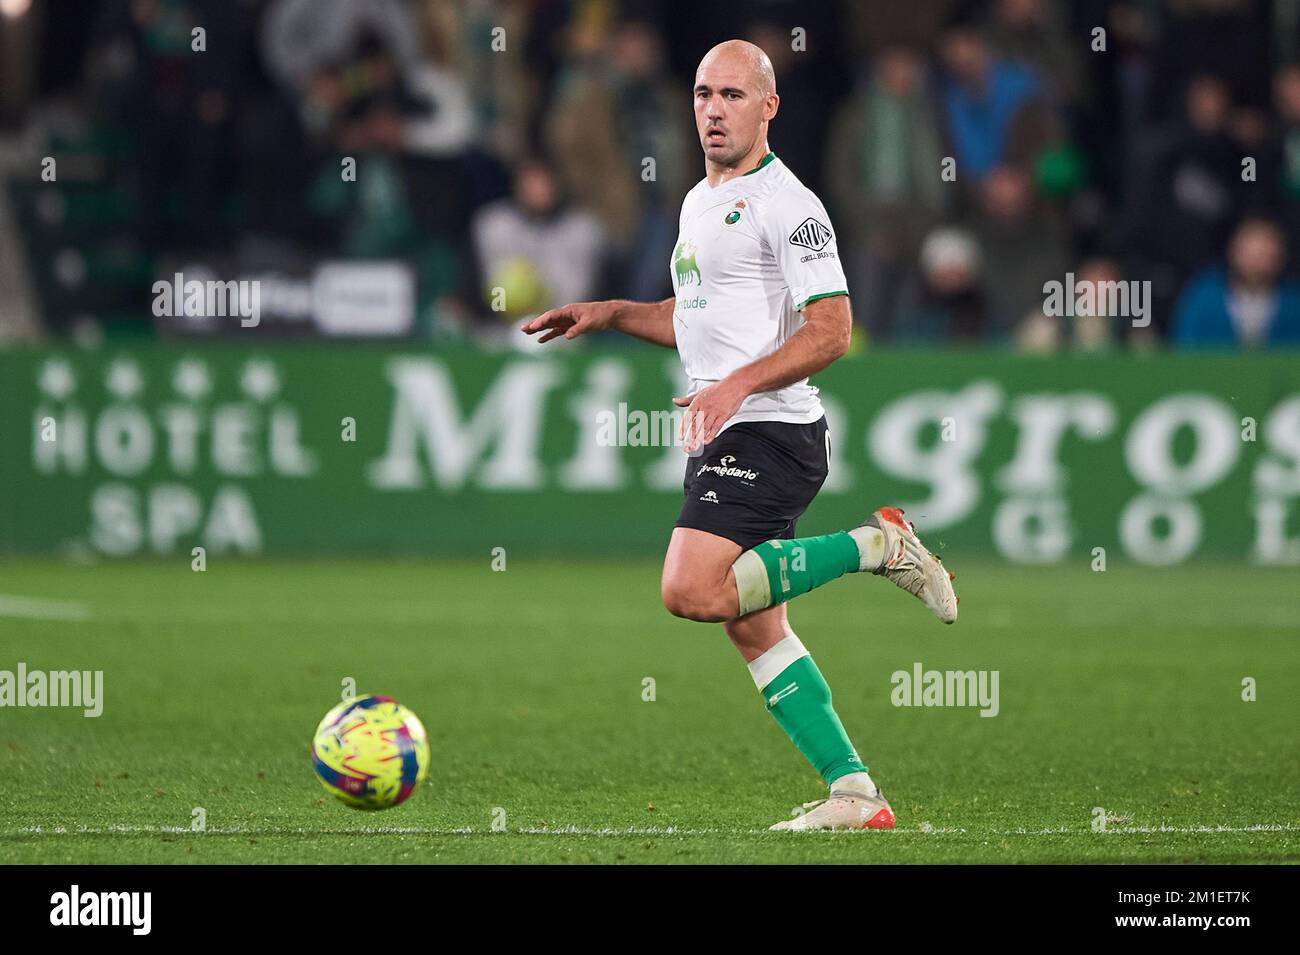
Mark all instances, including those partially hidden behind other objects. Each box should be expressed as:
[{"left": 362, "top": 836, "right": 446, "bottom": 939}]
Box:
[{"left": 760, "top": 186, "right": 849, "bottom": 310}]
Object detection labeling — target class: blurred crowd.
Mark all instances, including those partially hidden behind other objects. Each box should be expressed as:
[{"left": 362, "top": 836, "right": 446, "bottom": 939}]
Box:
[{"left": 5, "top": 0, "right": 1300, "bottom": 349}]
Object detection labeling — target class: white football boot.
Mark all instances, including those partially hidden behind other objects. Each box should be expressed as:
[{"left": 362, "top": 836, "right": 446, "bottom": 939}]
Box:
[
  {"left": 867, "top": 507, "right": 958, "bottom": 624},
  {"left": 769, "top": 789, "right": 896, "bottom": 831}
]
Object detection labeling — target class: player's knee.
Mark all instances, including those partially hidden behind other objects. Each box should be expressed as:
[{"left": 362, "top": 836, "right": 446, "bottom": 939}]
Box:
[
  {"left": 660, "top": 581, "right": 702, "bottom": 620},
  {"left": 661, "top": 579, "right": 728, "bottom": 622}
]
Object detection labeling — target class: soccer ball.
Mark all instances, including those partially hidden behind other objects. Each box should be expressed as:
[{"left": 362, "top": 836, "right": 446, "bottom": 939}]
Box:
[
  {"left": 310, "top": 695, "right": 430, "bottom": 810},
  {"left": 484, "top": 256, "right": 550, "bottom": 319}
]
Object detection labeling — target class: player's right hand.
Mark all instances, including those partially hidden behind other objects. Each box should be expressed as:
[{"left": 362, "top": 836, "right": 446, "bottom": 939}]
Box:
[{"left": 521, "top": 302, "right": 614, "bottom": 343}]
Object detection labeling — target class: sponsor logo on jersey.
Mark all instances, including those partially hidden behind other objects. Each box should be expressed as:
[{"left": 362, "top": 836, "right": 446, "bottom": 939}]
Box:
[
  {"left": 789, "top": 217, "right": 833, "bottom": 252},
  {"left": 673, "top": 240, "right": 701, "bottom": 287},
  {"left": 699, "top": 490, "right": 719, "bottom": 504}
]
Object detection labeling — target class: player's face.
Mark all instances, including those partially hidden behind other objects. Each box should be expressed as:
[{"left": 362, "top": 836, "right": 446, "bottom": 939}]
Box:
[{"left": 693, "top": 59, "right": 773, "bottom": 166}]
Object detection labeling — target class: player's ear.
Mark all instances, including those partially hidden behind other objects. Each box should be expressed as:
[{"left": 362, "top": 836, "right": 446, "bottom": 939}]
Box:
[{"left": 765, "top": 92, "right": 780, "bottom": 121}]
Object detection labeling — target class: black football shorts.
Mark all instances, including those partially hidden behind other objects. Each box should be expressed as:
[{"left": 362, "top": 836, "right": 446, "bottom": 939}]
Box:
[{"left": 675, "top": 416, "right": 830, "bottom": 551}]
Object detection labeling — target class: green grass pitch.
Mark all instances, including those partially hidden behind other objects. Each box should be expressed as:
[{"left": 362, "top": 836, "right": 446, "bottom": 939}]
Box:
[{"left": 0, "top": 557, "right": 1296, "bottom": 864}]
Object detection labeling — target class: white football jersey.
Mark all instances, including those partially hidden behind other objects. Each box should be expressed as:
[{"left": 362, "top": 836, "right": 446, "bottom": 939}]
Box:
[{"left": 669, "top": 153, "right": 848, "bottom": 431}]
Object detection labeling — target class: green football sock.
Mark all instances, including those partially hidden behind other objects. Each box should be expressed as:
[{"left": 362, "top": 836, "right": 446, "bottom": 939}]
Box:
[
  {"left": 732, "top": 527, "right": 884, "bottom": 615},
  {"left": 748, "top": 635, "right": 868, "bottom": 785}
]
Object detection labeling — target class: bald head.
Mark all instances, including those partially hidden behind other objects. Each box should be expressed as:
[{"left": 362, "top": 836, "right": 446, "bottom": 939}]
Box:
[
  {"left": 699, "top": 39, "right": 777, "bottom": 96},
  {"left": 693, "top": 40, "right": 779, "bottom": 173}
]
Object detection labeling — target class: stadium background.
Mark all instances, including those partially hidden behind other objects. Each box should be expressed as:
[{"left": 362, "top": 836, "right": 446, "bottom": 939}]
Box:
[
  {"left": 1, "top": 0, "right": 1298, "bottom": 565},
  {"left": 0, "top": 0, "right": 1297, "bottom": 868}
]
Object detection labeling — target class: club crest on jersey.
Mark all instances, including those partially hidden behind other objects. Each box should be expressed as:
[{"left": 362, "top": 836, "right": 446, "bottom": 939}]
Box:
[
  {"left": 725, "top": 201, "right": 744, "bottom": 225},
  {"left": 674, "top": 240, "right": 701, "bottom": 287},
  {"left": 789, "top": 218, "right": 833, "bottom": 252}
]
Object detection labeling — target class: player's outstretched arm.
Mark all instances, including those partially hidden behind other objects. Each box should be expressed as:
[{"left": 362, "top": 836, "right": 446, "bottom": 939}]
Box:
[
  {"left": 521, "top": 298, "right": 676, "bottom": 348},
  {"left": 674, "top": 295, "right": 852, "bottom": 451}
]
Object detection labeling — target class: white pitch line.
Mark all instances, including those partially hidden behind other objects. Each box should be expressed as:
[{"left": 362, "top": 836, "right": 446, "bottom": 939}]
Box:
[
  {"left": 8, "top": 823, "right": 1297, "bottom": 838},
  {"left": 1097, "top": 824, "right": 1299, "bottom": 835},
  {"left": 0, "top": 595, "right": 91, "bottom": 622},
  {"left": 11, "top": 824, "right": 715, "bottom": 837}
]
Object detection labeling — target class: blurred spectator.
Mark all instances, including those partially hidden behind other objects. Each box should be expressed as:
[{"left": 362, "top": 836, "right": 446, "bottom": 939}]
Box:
[
  {"left": 246, "top": 1, "right": 482, "bottom": 273},
  {"left": 115, "top": 0, "right": 254, "bottom": 251},
  {"left": 262, "top": 0, "right": 421, "bottom": 131},
  {"left": 1071, "top": 1, "right": 1153, "bottom": 205},
  {"left": 1121, "top": 73, "right": 1240, "bottom": 333},
  {"left": 1255, "top": 63, "right": 1300, "bottom": 272},
  {"left": 1014, "top": 256, "right": 1122, "bottom": 353},
  {"left": 608, "top": 20, "right": 693, "bottom": 300},
  {"left": 827, "top": 45, "right": 948, "bottom": 339},
  {"left": 747, "top": 19, "right": 839, "bottom": 196},
  {"left": 1145, "top": 0, "right": 1272, "bottom": 125},
  {"left": 971, "top": 164, "right": 1069, "bottom": 337},
  {"left": 262, "top": 1, "right": 472, "bottom": 159},
  {"left": 1069, "top": 256, "right": 1123, "bottom": 352},
  {"left": 1173, "top": 217, "right": 1300, "bottom": 348},
  {"left": 986, "top": 0, "right": 1084, "bottom": 106},
  {"left": 7, "top": 0, "right": 1300, "bottom": 350},
  {"left": 419, "top": 0, "right": 537, "bottom": 165},
  {"left": 547, "top": 19, "right": 691, "bottom": 300},
  {"left": 1270, "top": 63, "right": 1300, "bottom": 202},
  {"left": 470, "top": 160, "right": 604, "bottom": 325},
  {"left": 938, "top": 23, "right": 1054, "bottom": 186},
  {"left": 896, "top": 227, "right": 988, "bottom": 342}
]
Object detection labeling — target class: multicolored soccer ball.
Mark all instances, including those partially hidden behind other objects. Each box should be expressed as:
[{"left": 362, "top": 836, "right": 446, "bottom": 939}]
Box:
[{"left": 310, "top": 695, "right": 430, "bottom": 810}]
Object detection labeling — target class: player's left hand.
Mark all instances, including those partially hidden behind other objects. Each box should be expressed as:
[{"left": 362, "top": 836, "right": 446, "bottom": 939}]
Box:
[{"left": 673, "top": 379, "right": 748, "bottom": 454}]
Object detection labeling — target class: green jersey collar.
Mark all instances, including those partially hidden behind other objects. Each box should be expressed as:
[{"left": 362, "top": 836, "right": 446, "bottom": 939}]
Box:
[{"left": 743, "top": 151, "right": 776, "bottom": 176}]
